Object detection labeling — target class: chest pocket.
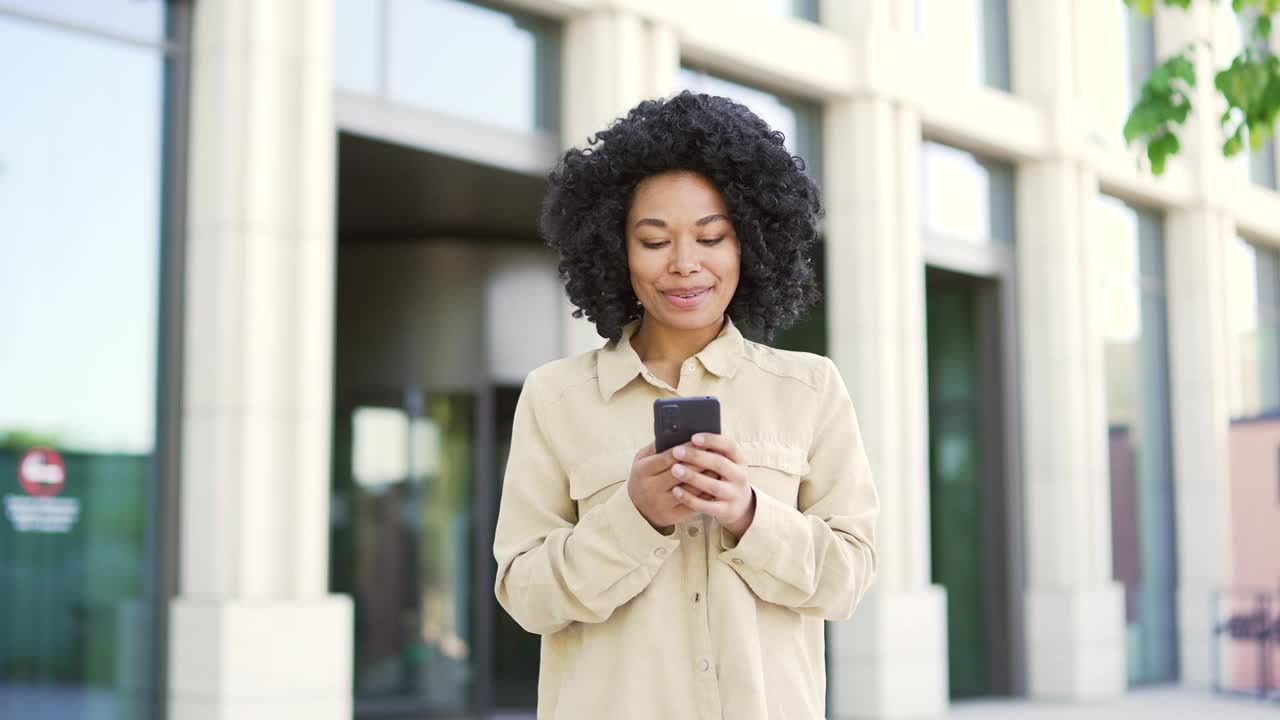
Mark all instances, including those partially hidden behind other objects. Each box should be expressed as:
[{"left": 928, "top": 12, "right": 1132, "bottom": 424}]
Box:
[
  {"left": 567, "top": 449, "right": 635, "bottom": 517},
  {"left": 740, "top": 441, "right": 809, "bottom": 509}
]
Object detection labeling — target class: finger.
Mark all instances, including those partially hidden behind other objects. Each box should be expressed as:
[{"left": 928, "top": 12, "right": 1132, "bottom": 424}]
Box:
[
  {"left": 672, "top": 485, "right": 729, "bottom": 515},
  {"left": 691, "top": 433, "right": 745, "bottom": 464},
  {"left": 634, "top": 442, "right": 656, "bottom": 460},
  {"left": 636, "top": 448, "right": 678, "bottom": 475},
  {"left": 676, "top": 446, "right": 740, "bottom": 481},
  {"left": 671, "top": 465, "right": 732, "bottom": 499},
  {"left": 675, "top": 483, "right": 715, "bottom": 500}
]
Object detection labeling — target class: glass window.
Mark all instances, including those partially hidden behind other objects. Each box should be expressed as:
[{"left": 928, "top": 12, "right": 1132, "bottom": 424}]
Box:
[
  {"left": 1249, "top": 139, "right": 1278, "bottom": 190},
  {"left": 1228, "top": 237, "right": 1280, "bottom": 419},
  {"left": 0, "top": 0, "right": 165, "bottom": 41},
  {"left": 0, "top": 10, "right": 175, "bottom": 720},
  {"left": 334, "top": 0, "right": 560, "bottom": 133},
  {"left": 1238, "top": 9, "right": 1278, "bottom": 189},
  {"left": 921, "top": 141, "right": 1015, "bottom": 245},
  {"left": 919, "top": 0, "right": 1010, "bottom": 91},
  {"left": 978, "top": 0, "right": 1011, "bottom": 91},
  {"left": 334, "top": 0, "right": 380, "bottom": 94},
  {"left": 1083, "top": 2, "right": 1155, "bottom": 142},
  {"left": 1096, "top": 195, "right": 1178, "bottom": 687},
  {"left": 1214, "top": 3, "right": 1278, "bottom": 189},
  {"left": 736, "top": 0, "right": 819, "bottom": 22},
  {"left": 677, "top": 66, "right": 823, "bottom": 184},
  {"left": 1126, "top": 7, "right": 1157, "bottom": 104}
]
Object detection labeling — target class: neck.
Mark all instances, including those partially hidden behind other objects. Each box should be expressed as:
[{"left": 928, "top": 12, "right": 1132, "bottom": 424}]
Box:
[{"left": 630, "top": 314, "right": 726, "bottom": 365}]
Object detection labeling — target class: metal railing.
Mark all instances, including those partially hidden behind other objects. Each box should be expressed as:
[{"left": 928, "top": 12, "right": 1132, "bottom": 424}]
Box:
[{"left": 1211, "top": 588, "right": 1280, "bottom": 702}]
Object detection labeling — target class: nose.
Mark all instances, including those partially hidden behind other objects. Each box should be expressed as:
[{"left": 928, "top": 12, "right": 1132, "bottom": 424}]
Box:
[{"left": 669, "top": 238, "right": 701, "bottom": 275}]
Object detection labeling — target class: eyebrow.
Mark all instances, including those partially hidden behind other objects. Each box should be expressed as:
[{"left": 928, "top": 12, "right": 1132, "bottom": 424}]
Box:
[{"left": 632, "top": 214, "right": 730, "bottom": 230}]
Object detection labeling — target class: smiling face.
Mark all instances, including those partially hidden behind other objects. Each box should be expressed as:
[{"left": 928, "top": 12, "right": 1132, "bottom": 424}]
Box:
[{"left": 625, "top": 171, "right": 741, "bottom": 335}]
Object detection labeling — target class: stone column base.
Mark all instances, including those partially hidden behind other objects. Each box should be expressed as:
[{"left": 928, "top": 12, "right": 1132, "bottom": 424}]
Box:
[
  {"left": 1025, "top": 583, "right": 1126, "bottom": 700},
  {"left": 828, "top": 584, "right": 949, "bottom": 718},
  {"left": 1179, "top": 583, "right": 1229, "bottom": 689},
  {"left": 168, "top": 596, "right": 353, "bottom": 720}
]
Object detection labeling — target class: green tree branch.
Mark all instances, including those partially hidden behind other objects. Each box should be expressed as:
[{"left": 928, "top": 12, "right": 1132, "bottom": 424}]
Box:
[{"left": 1124, "top": 0, "right": 1280, "bottom": 174}]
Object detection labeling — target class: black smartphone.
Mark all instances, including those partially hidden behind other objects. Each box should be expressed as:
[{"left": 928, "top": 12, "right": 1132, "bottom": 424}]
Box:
[{"left": 654, "top": 396, "right": 721, "bottom": 453}]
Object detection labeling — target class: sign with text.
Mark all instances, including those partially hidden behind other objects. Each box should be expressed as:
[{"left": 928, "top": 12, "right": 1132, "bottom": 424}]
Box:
[{"left": 4, "top": 447, "right": 80, "bottom": 533}]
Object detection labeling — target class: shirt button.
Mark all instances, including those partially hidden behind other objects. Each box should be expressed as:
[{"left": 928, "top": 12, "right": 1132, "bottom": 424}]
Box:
[
  {"left": 698, "top": 659, "right": 711, "bottom": 672},
  {"left": 688, "top": 526, "right": 700, "bottom": 537},
  {"left": 732, "top": 558, "right": 743, "bottom": 565},
  {"left": 687, "top": 361, "right": 697, "bottom": 371},
  {"left": 654, "top": 547, "right": 668, "bottom": 558}
]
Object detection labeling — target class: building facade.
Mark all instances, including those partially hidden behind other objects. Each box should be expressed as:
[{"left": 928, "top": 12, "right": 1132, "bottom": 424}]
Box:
[{"left": 3, "top": 0, "right": 1279, "bottom": 718}]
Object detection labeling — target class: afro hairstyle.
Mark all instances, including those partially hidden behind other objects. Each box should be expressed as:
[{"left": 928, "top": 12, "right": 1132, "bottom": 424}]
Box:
[{"left": 539, "top": 90, "right": 823, "bottom": 343}]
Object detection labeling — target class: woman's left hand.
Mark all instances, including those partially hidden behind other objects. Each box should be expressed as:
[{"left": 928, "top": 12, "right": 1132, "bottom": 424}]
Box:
[{"left": 670, "top": 433, "right": 756, "bottom": 540}]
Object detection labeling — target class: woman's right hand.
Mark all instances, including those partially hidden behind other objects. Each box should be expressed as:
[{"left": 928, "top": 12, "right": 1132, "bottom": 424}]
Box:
[{"left": 628, "top": 442, "right": 698, "bottom": 532}]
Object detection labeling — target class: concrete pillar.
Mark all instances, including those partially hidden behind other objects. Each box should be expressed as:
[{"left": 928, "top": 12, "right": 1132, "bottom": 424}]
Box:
[
  {"left": 1156, "top": 0, "right": 1237, "bottom": 690},
  {"left": 821, "top": 3, "right": 948, "bottom": 717},
  {"left": 1166, "top": 207, "right": 1235, "bottom": 689},
  {"left": 557, "top": 8, "right": 679, "bottom": 356},
  {"left": 1010, "top": 0, "right": 1126, "bottom": 702},
  {"left": 1016, "top": 160, "right": 1127, "bottom": 701},
  {"left": 169, "top": 1, "right": 352, "bottom": 718}
]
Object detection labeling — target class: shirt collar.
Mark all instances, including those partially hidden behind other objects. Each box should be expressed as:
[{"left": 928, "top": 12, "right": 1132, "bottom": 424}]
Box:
[{"left": 596, "top": 315, "right": 746, "bottom": 401}]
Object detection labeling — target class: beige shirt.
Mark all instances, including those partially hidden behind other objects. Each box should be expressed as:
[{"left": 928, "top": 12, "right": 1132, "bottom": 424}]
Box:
[{"left": 493, "top": 317, "right": 879, "bottom": 720}]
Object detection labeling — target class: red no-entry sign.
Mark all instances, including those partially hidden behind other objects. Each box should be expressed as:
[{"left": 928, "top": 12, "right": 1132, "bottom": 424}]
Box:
[{"left": 18, "top": 447, "right": 67, "bottom": 498}]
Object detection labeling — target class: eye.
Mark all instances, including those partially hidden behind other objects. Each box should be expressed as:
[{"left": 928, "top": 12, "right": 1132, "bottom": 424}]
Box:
[
  {"left": 640, "top": 239, "right": 670, "bottom": 249},
  {"left": 698, "top": 236, "right": 726, "bottom": 245}
]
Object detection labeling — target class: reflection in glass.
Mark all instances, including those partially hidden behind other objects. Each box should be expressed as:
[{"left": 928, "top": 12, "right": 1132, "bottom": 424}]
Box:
[
  {"left": 334, "top": 390, "right": 475, "bottom": 714},
  {"left": 0, "top": 0, "right": 164, "bottom": 41},
  {"left": 1228, "top": 237, "right": 1280, "bottom": 418},
  {"left": 0, "top": 13, "right": 167, "bottom": 720},
  {"left": 333, "top": 0, "right": 380, "bottom": 94},
  {"left": 921, "top": 141, "right": 1014, "bottom": 244},
  {"left": 1096, "top": 195, "right": 1178, "bottom": 687},
  {"left": 381, "top": 0, "right": 558, "bottom": 132},
  {"left": 677, "top": 67, "right": 822, "bottom": 184}
]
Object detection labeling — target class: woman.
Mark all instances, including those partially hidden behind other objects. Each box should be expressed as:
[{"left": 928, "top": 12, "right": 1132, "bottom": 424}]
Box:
[{"left": 493, "top": 91, "right": 878, "bottom": 719}]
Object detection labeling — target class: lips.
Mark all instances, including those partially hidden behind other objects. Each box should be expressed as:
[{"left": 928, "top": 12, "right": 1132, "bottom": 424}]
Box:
[{"left": 662, "top": 286, "right": 711, "bottom": 309}]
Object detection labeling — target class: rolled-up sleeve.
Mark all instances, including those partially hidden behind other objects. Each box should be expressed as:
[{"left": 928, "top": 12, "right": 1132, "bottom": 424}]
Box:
[
  {"left": 493, "top": 370, "right": 681, "bottom": 635},
  {"left": 717, "top": 357, "right": 879, "bottom": 620}
]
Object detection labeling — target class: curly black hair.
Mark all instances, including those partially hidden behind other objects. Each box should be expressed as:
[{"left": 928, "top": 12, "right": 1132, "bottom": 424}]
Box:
[{"left": 539, "top": 90, "right": 823, "bottom": 343}]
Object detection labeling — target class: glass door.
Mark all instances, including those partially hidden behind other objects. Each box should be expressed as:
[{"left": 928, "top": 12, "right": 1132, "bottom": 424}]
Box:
[
  {"left": 926, "top": 267, "right": 1018, "bottom": 699},
  {"left": 330, "top": 386, "right": 477, "bottom": 716}
]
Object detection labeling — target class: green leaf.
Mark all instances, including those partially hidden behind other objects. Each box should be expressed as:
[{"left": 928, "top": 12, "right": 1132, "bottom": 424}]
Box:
[
  {"left": 1171, "top": 56, "right": 1197, "bottom": 87},
  {"left": 1124, "top": 1, "right": 1280, "bottom": 176},
  {"left": 1149, "top": 143, "right": 1168, "bottom": 175},
  {"left": 1126, "top": 0, "right": 1156, "bottom": 15}
]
